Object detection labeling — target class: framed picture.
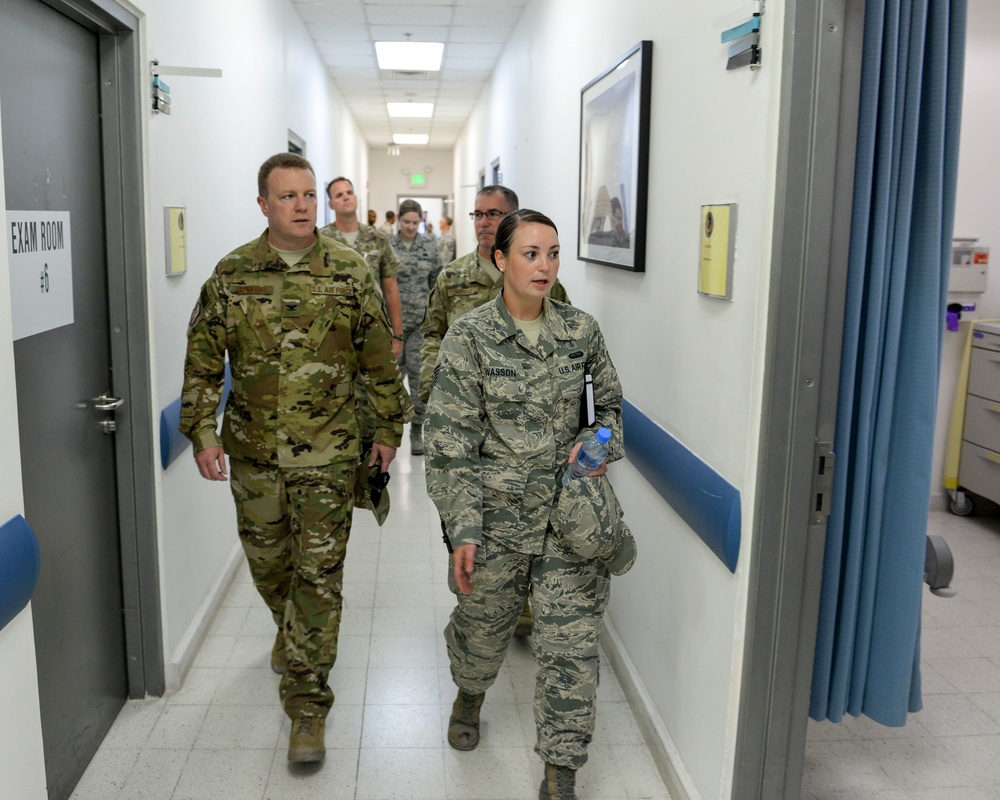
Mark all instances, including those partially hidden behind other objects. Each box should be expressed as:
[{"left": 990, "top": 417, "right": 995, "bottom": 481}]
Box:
[{"left": 577, "top": 41, "right": 652, "bottom": 272}]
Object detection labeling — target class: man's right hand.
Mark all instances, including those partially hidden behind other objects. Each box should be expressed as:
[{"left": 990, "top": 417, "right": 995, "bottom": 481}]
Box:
[{"left": 194, "top": 446, "right": 228, "bottom": 481}]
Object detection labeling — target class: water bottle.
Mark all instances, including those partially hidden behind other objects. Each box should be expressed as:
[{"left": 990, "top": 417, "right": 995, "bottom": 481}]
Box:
[{"left": 562, "top": 427, "right": 612, "bottom": 485}]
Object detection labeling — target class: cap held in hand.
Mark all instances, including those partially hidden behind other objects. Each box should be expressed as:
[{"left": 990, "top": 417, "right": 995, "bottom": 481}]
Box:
[
  {"left": 355, "top": 449, "right": 391, "bottom": 526},
  {"left": 553, "top": 474, "right": 636, "bottom": 575}
]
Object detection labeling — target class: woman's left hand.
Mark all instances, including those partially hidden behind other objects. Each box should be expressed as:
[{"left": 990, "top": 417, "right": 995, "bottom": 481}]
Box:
[
  {"left": 452, "top": 544, "right": 478, "bottom": 594},
  {"left": 566, "top": 441, "right": 608, "bottom": 478}
]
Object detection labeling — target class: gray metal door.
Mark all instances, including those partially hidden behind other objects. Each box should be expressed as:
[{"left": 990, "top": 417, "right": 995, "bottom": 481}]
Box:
[{"left": 1, "top": 1, "right": 127, "bottom": 797}]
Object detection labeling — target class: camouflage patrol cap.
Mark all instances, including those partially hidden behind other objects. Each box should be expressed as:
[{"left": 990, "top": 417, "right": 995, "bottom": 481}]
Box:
[
  {"left": 354, "top": 450, "right": 391, "bottom": 526},
  {"left": 553, "top": 475, "right": 637, "bottom": 575}
]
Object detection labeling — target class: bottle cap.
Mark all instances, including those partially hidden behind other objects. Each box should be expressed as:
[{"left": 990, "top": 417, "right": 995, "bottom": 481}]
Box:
[{"left": 596, "top": 427, "right": 612, "bottom": 443}]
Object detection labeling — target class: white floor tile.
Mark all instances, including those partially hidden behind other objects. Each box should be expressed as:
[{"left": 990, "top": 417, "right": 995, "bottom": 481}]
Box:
[
  {"left": 226, "top": 634, "right": 276, "bottom": 670},
  {"left": 366, "top": 667, "right": 443, "bottom": 705},
  {"left": 355, "top": 747, "right": 447, "bottom": 800},
  {"left": 170, "top": 748, "right": 272, "bottom": 800},
  {"left": 68, "top": 746, "right": 139, "bottom": 800},
  {"left": 369, "top": 634, "right": 441, "bottom": 669},
  {"left": 116, "top": 748, "right": 188, "bottom": 799},
  {"left": 194, "top": 704, "right": 285, "bottom": 750},
  {"left": 443, "top": 745, "right": 538, "bottom": 799},
  {"left": 371, "top": 606, "right": 439, "bottom": 639},
  {"left": 147, "top": 704, "right": 209, "bottom": 750},
  {"left": 211, "top": 667, "right": 280, "bottom": 706},
  {"left": 98, "top": 697, "right": 165, "bottom": 748},
  {"left": 263, "top": 747, "right": 360, "bottom": 800},
  {"left": 210, "top": 606, "right": 250, "bottom": 636},
  {"left": 361, "top": 703, "right": 445, "bottom": 749}
]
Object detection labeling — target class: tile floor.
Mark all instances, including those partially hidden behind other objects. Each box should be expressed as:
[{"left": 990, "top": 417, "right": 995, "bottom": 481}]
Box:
[
  {"left": 801, "top": 505, "right": 1000, "bottom": 799},
  {"left": 69, "top": 440, "right": 672, "bottom": 800}
]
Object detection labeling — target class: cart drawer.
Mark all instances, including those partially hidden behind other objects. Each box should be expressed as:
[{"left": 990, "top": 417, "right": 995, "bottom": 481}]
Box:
[
  {"left": 968, "top": 346, "right": 1000, "bottom": 401},
  {"left": 958, "top": 442, "right": 1000, "bottom": 506},
  {"left": 962, "top": 395, "right": 1000, "bottom": 453}
]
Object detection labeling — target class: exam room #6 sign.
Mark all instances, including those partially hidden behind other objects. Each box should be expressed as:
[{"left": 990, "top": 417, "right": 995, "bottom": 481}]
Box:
[{"left": 6, "top": 210, "right": 74, "bottom": 341}]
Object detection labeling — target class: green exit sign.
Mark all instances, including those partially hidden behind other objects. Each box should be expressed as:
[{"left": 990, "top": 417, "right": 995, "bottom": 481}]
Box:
[{"left": 410, "top": 173, "right": 425, "bottom": 186}]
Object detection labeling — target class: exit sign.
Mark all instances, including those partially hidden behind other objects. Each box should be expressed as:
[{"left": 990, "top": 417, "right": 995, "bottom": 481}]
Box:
[{"left": 410, "top": 173, "right": 425, "bottom": 186}]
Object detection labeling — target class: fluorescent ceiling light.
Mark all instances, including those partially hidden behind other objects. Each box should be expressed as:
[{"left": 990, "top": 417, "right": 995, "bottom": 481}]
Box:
[
  {"left": 393, "top": 134, "right": 429, "bottom": 145},
  {"left": 375, "top": 41, "right": 444, "bottom": 71},
  {"left": 387, "top": 102, "right": 434, "bottom": 118}
]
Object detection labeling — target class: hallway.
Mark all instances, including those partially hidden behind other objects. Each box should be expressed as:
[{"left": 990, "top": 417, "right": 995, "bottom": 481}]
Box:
[{"left": 68, "top": 440, "right": 671, "bottom": 800}]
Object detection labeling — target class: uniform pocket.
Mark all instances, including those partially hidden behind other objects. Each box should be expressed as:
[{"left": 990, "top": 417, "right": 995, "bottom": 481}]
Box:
[{"left": 228, "top": 296, "right": 278, "bottom": 353}]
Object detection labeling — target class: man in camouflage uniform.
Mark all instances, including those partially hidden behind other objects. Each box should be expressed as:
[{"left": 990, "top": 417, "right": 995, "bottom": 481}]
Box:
[
  {"left": 424, "top": 283, "right": 623, "bottom": 798},
  {"left": 418, "top": 186, "right": 570, "bottom": 405},
  {"left": 436, "top": 214, "right": 456, "bottom": 267},
  {"left": 389, "top": 198, "right": 442, "bottom": 455},
  {"left": 179, "top": 153, "right": 412, "bottom": 767},
  {"left": 379, "top": 210, "right": 395, "bottom": 235},
  {"left": 321, "top": 176, "right": 405, "bottom": 450},
  {"left": 418, "top": 186, "right": 571, "bottom": 636}
]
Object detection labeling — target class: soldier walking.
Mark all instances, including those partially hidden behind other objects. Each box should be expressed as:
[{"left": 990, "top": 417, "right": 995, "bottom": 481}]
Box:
[
  {"left": 389, "top": 198, "right": 441, "bottom": 455},
  {"left": 424, "top": 210, "right": 628, "bottom": 800},
  {"left": 179, "top": 153, "right": 412, "bottom": 766},
  {"left": 322, "top": 176, "right": 405, "bottom": 453}
]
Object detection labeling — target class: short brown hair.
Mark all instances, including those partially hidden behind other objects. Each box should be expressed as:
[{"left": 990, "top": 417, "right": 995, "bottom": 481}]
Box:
[
  {"left": 326, "top": 176, "right": 353, "bottom": 199},
  {"left": 398, "top": 199, "right": 422, "bottom": 218},
  {"left": 257, "top": 153, "right": 315, "bottom": 196}
]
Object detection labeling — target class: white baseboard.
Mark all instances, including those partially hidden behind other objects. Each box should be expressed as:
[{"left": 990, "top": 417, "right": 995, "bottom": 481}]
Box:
[
  {"left": 601, "top": 614, "right": 700, "bottom": 800},
  {"left": 164, "top": 542, "right": 245, "bottom": 692}
]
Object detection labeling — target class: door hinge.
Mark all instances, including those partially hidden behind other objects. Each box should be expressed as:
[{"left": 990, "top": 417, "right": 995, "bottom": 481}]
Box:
[{"left": 811, "top": 442, "right": 835, "bottom": 524}]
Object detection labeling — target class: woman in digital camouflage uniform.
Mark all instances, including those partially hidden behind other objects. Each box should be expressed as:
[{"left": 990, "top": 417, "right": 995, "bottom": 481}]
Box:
[{"left": 424, "top": 209, "right": 624, "bottom": 800}]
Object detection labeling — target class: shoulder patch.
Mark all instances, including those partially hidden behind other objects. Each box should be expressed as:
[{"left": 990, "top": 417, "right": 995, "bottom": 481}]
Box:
[{"left": 188, "top": 301, "right": 201, "bottom": 326}]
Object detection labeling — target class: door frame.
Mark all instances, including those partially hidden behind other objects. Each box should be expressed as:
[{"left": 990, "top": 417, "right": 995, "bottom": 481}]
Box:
[
  {"left": 731, "top": 0, "right": 865, "bottom": 797},
  {"left": 41, "top": 0, "right": 163, "bottom": 697}
]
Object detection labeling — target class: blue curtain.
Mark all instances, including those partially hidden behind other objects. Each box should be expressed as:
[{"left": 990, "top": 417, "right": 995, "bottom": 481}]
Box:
[{"left": 810, "top": 0, "right": 967, "bottom": 726}]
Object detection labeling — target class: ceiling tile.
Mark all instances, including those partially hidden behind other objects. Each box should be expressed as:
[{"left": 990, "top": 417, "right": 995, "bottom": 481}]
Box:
[
  {"left": 364, "top": 5, "right": 453, "bottom": 25},
  {"left": 297, "top": 3, "right": 366, "bottom": 24}
]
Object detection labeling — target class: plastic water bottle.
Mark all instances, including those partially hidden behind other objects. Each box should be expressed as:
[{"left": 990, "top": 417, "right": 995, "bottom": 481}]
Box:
[{"left": 562, "top": 427, "right": 612, "bottom": 485}]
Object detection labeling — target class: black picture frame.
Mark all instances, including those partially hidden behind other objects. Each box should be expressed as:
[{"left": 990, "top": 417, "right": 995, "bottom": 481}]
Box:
[{"left": 577, "top": 41, "right": 652, "bottom": 272}]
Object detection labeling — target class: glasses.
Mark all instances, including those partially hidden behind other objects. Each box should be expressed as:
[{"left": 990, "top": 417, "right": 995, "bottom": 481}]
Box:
[{"left": 469, "top": 210, "right": 507, "bottom": 221}]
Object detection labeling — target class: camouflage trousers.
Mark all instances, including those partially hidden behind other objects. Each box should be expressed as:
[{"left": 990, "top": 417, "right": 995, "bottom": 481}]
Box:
[
  {"left": 355, "top": 372, "right": 376, "bottom": 445},
  {"left": 229, "top": 457, "right": 356, "bottom": 719},
  {"left": 397, "top": 327, "right": 426, "bottom": 435},
  {"left": 445, "top": 531, "right": 611, "bottom": 768}
]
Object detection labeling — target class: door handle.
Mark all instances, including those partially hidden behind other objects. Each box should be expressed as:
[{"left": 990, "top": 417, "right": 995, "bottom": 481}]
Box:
[{"left": 93, "top": 394, "right": 124, "bottom": 411}]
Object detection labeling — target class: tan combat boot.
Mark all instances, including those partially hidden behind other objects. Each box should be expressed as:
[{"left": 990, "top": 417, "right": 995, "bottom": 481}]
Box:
[
  {"left": 271, "top": 629, "right": 286, "bottom": 675},
  {"left": 447, "top": 688, "right": 485, "bottom": 750},
  {"left": 287, "top": 716, "right": 325, "bottom": 764},
  {"left": 539, "top": 763, "right": 577, "bottom": 800}
]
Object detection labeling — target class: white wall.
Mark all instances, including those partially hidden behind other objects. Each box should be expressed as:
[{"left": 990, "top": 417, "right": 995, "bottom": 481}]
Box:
[
  {"left": 366, "top": 147, "right": 455, "bottom": 235},
  {"left": 451, "top": 1, "right": 784, "bottom": 797},
  {"left": 931, "top": 0, "right": 1000, "bottom": 509},
  {"left": 132, "top": 0, "right": 371, "bottom": 683},
  {"left": 0, "top": 116, "right": 47, "bottom": 799}
]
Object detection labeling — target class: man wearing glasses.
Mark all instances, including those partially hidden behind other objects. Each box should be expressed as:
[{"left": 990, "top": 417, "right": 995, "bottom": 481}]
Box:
[{"left": 418, "top": 185, "right": 570, "bottom": 637}]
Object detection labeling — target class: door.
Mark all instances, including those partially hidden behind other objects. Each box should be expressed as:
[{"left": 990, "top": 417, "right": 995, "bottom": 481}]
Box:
[{"left": 1, "top": 1, "right": 128, "bottom": 797}]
